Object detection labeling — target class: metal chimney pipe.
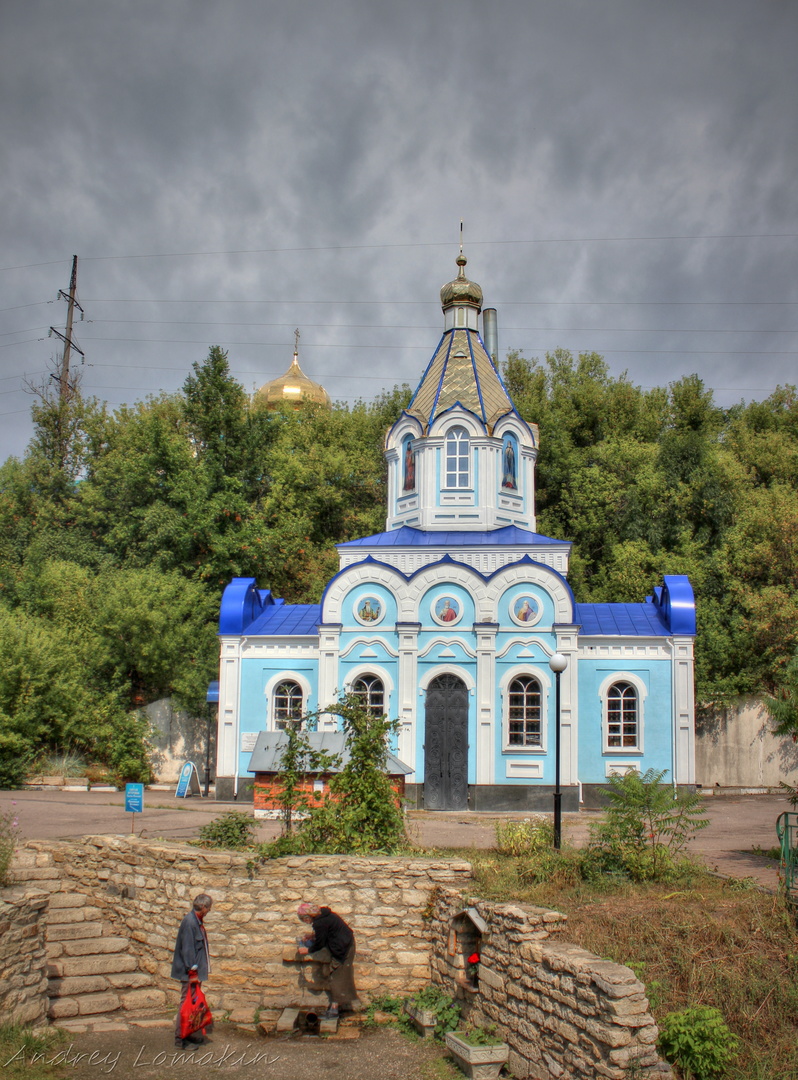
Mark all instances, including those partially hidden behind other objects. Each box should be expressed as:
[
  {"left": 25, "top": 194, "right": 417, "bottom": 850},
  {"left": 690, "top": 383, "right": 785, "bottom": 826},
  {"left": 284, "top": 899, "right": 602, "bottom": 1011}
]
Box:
[{"left": 482, "top": 308, "right": 498, "bottom": 367}]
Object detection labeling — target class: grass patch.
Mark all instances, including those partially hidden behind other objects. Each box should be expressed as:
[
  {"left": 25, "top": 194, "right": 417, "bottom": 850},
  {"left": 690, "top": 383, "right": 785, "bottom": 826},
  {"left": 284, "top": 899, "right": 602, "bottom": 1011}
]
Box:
[
  {"left": 0, "top": 1024, "right": 66, "bottom": 1079},
  {"left": 457, "top": 847, "right": 798, "bottom": 1080}
]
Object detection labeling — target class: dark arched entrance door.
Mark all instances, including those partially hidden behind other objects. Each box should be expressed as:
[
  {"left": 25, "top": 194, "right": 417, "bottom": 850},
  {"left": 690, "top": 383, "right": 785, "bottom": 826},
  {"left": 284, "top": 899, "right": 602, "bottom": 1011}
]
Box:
[{"left": 424, "top": 674, "right": 469, "bottom": 810}]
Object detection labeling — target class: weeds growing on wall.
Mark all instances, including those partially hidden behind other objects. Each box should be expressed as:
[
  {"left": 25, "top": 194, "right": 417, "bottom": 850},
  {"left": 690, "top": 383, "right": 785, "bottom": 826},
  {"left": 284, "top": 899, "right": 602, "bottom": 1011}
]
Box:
[{"left": 0, "top": 806, "right": 20, "bottom": 886}]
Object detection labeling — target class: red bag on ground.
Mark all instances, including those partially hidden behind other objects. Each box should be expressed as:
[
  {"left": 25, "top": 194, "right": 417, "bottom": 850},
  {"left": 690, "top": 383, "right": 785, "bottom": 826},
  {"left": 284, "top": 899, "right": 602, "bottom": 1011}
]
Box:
[{"left": 179, "top": 974, "right": 213, "bottom": 1039}]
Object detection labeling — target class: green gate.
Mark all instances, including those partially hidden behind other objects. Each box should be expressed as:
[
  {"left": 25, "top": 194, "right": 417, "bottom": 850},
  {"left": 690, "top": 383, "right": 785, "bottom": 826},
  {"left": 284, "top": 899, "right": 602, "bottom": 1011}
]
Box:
[{"left": 776, "top": 812, "right": 798, "bottom": 904}]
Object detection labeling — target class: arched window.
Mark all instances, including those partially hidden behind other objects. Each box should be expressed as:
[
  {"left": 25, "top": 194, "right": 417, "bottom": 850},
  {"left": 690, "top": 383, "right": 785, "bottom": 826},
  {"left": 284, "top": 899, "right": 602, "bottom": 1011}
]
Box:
[
  {"left": 273, "top": 680, "right": 303, "bottom": 728},
  {"left": 607, "top": 682, "right": 638, "bottom": 748},
  {"left": 445, "top": 427, "right": 470, "bottom": 488},
  {"left": 507, "top": 676, "right": 542, "bottom": 747},
  {"left": 351, "top": 674, "right": 385, "bottom": 717}
]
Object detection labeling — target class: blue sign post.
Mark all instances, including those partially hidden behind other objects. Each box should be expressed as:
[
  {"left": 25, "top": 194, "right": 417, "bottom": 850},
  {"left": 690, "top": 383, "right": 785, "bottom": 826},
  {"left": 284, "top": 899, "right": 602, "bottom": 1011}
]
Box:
[{"left": 125, "top": 782, "right": 144, "bottom": 833}]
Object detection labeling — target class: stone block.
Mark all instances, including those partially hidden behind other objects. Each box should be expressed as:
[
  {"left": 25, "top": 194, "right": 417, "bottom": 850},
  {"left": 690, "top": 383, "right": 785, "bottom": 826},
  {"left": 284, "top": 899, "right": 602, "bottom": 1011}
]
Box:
[
  {"left": 48, "top": 997, "right": 80, "bottom": 1019},
  {"left": 75, "top": 992, "right": 121, "bottom": 1019},
  {"left": 57, "top": 954, "right": 138, "bottom": 978},
  {"left": 48, "top": 893, "right": 90, "bottom": 909},
  {"left": 276, "top": 1007, "right": 300, "bottom": 1032},
  {"left": 120, "top": 988, "right": 167, "bottom": 1010},
  {"left": 105, "top": 971, "right": 154, "bottom": 989},
  {"left": 63, "top": 936, "right": 129, "bottom": 957},
  {"left": 47, "top": 921, "right": 105, "bottom": 942},
  {"left": 50, "top": 975, "right": 109, "bottom": 997}
]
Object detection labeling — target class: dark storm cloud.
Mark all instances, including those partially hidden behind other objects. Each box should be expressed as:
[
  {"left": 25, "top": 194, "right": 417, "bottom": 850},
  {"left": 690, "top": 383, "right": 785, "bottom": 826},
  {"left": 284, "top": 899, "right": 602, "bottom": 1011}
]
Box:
[{"left": 1, "top": 0, "right": 796, "bottom": 461}]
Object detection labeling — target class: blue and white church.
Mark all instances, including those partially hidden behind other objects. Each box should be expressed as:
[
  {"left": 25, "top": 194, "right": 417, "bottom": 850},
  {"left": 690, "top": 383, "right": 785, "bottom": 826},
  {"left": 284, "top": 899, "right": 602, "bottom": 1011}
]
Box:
[{"left": 215, "top": 255, "right": 697, "bottom": 810}]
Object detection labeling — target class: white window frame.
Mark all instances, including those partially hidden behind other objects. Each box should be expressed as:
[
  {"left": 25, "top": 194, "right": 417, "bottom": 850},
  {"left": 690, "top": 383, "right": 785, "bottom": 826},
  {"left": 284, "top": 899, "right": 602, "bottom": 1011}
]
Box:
[
  {"left": 344, "top": 665, "right": 395, "bottom": 717},
  {"left": 350, "top": 673, "right": 386, "bottom": 717},
  {"left": 264, "top": 672, "right": 313, "bottom": 731},
  {"left": 599, "top": 671, "right": 647, "bottom": 754},
  {"left": 444, "top": 426, "right": 470, "bottom": 489},
  {"left": 499, "top": 666, "right": 552, "bottom": 753}
]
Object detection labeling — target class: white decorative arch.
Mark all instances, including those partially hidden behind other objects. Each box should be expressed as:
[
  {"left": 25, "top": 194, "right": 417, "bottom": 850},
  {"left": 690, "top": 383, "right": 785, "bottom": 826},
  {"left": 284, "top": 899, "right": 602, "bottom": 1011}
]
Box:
[
  {"left": 323, "top": 562, "right": 406, "bottom": 623},
  {"left": 490, "top": 563, "right": 575, "bottom": 625},
  {"left": 496, "top": 636, "right": 553, "bottom": 660},
  {"left": 498, "top": 665, "right": 554, "bottom": 753},
  {"left": 339, "top": 637, "right": 400, "bottom": 660},
  {"left": 262, "top": 671, "right": 314, "bottom": 731},
  {"left": 428, "top": 407, "right": 487, "bottom": 440},
  {"left": 417, "top": 637, "right": 477, "bottom": 660},
  {"left": 342, "top": 663, "right": 396, "bottom": 696},
  {"left": 597, "top": 671, "right": 648, "bottom": 755},
  {"left": 417, "top": 666, "right": 476, "bottom": 694},
  {"left": 399, "top": 563, "right": 481, "bottom": 622}
]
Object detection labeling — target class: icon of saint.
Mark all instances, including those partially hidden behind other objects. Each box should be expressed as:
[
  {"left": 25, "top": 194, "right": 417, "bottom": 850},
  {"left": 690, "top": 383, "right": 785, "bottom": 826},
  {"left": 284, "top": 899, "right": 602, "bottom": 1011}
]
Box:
[
  {"left": 359, "top": 599, "right": 379, "bottom": 621},
  {"left": 403, "top": 440, "right": 416, "bottom": 491},
  {"left": 516, "top": 599, "right": 536, "bottom": 622},
  {"left": 502, "top": 437, "right": 517, "bottom": 490},
  {"left": 438, "top": 599, "right": 458, "bottom": 622}
]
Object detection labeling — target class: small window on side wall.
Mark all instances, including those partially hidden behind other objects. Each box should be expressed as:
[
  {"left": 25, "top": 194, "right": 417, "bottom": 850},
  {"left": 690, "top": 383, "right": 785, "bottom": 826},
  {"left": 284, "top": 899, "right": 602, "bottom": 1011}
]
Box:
[
  {"left": 506, "top": 676, "right": 542, "bottom": 748},
  {"left": 273, "top": 680, "right": 303, "bottom": 729},
  {"left": 607, "top": 681, "right": 638, "bottom": 749},
  {"left": 351, "top": 674, "right": 385, "bottom": 717}
]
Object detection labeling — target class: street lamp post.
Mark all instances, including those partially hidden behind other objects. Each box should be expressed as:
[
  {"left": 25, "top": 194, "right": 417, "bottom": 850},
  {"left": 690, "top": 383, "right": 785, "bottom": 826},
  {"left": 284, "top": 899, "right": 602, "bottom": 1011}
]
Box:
[{"left": 548, "top": 652, "right": 568, "bottom": 849}]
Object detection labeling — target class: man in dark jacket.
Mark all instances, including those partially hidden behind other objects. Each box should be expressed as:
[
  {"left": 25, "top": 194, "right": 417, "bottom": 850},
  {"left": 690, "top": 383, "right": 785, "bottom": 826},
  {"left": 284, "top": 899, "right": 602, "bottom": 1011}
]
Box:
[
  {"left": 297, "top": 902, "right": 357, "bottom": 1019},
  {"left": 172, "top": 894, "right": 212, "bottom": 1047}
]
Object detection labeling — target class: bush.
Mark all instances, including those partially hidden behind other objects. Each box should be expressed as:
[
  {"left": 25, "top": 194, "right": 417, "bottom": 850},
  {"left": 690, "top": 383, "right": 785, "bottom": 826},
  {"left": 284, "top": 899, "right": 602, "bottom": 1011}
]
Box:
[
  {"left": 268, "top": 694, "right": 409, "bottom": 855},
  {"left": 494, "top": 816, "right": 553, "bottom": 856},
  {"left": 197, "top": 811, "right": 256, "bottom": 850},
  {"left": 0, "top": 728, "right": 32, "bottom": 790},
  {"left": 106, "top": 713, "right": 154, "bottom": 787},
  {"left": 657, "top": 1006, "right": 740, "bottom": 1079},
  {"left": 588, "top": 767, "right": 708, "bottom": 882}
]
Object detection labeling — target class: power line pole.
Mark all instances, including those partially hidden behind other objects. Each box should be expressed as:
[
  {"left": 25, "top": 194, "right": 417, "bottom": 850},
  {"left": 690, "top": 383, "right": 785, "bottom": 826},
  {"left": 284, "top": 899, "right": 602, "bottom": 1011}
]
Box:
[{"left": 49, "top": 255, "right": 84, "bottom": 403}]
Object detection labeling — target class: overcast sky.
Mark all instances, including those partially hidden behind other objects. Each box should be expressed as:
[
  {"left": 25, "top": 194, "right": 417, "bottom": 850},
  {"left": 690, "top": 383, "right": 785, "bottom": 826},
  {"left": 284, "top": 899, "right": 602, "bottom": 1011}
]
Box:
[{"left": 1, "top": 0, "right": 796, "bottom": 464}]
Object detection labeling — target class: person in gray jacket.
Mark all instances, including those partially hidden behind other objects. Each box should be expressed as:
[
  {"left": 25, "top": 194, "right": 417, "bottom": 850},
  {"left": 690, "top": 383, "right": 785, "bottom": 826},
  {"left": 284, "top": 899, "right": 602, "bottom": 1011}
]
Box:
[{"left": 171, "top": 893, "right": 213, "bottom": 1047}]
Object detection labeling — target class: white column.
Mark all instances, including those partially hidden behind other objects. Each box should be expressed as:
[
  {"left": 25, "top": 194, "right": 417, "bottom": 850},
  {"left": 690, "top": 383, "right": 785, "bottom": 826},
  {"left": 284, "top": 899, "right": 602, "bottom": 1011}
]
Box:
[
  {"left": 396, "top": 623, "right": 420, "bottom": 779},
  {"left": 671, "top": 637, "right": 696, "bottom": 784},
  {"left": 216, "top": 638, "right": 241, "bottom": 778},
  {"left": 317, "top": 625, "right": 341, "bottom": 730},
  {"left": 475, "top": 624, "right": 498, "bottom": 784},
  {"left": 553, "top": 628, "right": 579, "bottom": 786}
]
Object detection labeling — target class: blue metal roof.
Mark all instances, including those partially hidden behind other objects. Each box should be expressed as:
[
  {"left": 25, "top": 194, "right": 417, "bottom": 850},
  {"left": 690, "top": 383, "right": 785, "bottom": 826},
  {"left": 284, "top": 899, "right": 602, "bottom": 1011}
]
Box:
[
  {"left": 575, "top": 602, "right": 671, "bottom": 636},
  {"left": 337, "top": 525, "right": 570, "bottom": 549},
  {"left": 246, "top": 604, "right": 321, "bottom": 636}
]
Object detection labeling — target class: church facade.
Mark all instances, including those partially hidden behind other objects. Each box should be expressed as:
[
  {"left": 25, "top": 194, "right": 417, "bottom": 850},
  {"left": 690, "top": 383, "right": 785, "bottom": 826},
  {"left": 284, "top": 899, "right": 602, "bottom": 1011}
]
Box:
[{"left": 215, "top": 255, "right": 696, "bottom": 810}]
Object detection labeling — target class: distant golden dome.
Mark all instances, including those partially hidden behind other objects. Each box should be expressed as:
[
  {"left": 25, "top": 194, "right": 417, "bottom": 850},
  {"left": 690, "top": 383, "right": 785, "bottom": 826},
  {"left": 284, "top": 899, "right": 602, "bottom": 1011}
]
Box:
[
  {"left": 255, "top": 351, "right": 331, "bottom": 409},
  {"left": 440, "top": 253, "right": 483, "bottom": 311}
]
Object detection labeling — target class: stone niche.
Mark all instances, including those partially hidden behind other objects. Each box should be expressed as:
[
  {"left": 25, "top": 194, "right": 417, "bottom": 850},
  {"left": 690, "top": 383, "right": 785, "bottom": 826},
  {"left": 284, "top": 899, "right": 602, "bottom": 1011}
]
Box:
[{"left": 445, "top": 907, "right": 487, "bottom": 996}]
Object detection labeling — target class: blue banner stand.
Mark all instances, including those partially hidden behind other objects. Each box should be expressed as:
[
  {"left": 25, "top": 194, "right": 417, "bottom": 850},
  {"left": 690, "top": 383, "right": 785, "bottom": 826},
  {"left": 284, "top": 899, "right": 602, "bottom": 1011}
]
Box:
[
  {"left": 125, "top": 782, "right": 144, "bottom": 833},
  {"left": 175, "top": 761, "right": 203, "bottom": 799}
]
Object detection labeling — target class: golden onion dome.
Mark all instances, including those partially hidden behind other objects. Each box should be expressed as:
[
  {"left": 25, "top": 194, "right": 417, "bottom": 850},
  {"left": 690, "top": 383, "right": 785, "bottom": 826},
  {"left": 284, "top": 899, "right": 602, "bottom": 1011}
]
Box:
[
  {"left": 440, "top": 253, "right": 483, "bottom": 311},
  {"left": 255, "top": 350, "right": 331, "bottom": 409}
]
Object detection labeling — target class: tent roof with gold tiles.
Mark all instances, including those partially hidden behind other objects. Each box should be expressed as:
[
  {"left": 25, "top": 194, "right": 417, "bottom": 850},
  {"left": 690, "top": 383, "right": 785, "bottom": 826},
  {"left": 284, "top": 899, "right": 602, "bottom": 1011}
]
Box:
[{"left": 405, "top": 326, "right": 515, "bottom": 433}]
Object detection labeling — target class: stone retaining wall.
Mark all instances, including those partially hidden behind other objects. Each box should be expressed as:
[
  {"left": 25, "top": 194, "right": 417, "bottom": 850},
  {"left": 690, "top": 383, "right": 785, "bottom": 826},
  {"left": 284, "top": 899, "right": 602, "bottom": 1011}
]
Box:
[
  {"left": 430, "top": 888, "right": 671, "bottom": 1079},
  {"left": 11, "top": 837, "right": 471, "bottom": 1023},
  {"left": 4, "top": 839, "right": 673, "bottom": 1077},
  {"left": 0, "top": 887, "right": 49, "bottom": 1026}
]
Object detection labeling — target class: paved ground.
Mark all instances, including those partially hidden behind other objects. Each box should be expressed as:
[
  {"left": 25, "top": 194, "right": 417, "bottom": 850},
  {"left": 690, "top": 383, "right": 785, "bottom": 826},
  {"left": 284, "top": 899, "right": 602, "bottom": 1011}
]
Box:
[{"left": 2, "top": 787, "right": 789, "bottom": 890}]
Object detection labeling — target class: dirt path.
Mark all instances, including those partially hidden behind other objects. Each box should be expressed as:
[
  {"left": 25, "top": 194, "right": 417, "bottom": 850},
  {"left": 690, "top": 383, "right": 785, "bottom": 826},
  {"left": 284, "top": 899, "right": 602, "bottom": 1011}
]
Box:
[{"left": 5, "top": 1021, "right": 454, "bottom": 1080}]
